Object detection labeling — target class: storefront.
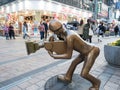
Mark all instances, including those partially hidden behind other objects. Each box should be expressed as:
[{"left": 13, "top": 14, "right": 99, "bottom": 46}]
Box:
[
  {"left": 0, "top": 0, "right": 93, "bottom": 36},
  {"left": 97, "top": 3, "right": 108, "bottom": 24}
]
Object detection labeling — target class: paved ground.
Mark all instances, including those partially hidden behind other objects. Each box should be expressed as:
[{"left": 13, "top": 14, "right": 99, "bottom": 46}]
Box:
[{"left": 0, "top": 35, "right": 120, "bottom": 90}]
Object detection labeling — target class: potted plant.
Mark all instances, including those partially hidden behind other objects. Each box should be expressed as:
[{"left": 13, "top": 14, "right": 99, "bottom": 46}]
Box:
[{"left": 104, "top": 39, "right": 120, "bottom": 67}]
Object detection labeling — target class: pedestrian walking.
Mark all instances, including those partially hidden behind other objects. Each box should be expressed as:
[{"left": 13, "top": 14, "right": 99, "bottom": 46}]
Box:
[
  {"left": 118, "top": 24, "right": 120, "bottom": 36},
  {"left": 43, "top": 20, "right": 48, "bottom": 40},
  {"left": 77, "top": 19, "right": 84, "bottom": 38},
  {"left": 97, "top": 22, "right": 106, "bottom": 42},
  {"left": 3, "top": 24, "right": 9, "bottom": 40},
  {"left": 114, "top": 24, "right": 119, "bottom": 37},
  {"left": 82, "top": 19, "right": 90, "bottom": 41},
  {"left": 91, "top": 22, "right": 97, "bottom": 35},
  {"left": 8, "top": 23, "right": 15, "bottom": 39},
  {"left": 38, "top": 21, "right": 45, "bottom": 41},
  {"left": 22, "top": 21, "right": 30, "bottom": 39},
  {"left": 89, "top": 24, "right": 94, "bottom": 43}
]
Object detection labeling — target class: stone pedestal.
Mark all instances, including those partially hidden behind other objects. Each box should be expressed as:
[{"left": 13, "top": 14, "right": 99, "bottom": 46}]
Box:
[{"left": 45, "top": 74, "right": 103, "bottom": 90}]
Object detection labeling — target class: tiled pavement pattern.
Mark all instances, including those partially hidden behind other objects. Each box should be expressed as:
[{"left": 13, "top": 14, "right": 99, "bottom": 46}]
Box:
[{"left": 0, "top": 35, "right": 120, "bottom": 90}]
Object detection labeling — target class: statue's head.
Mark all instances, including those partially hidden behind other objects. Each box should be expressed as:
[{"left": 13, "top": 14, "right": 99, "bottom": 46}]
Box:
[{"left": 49, "top": 20, "right": 63, "bottom": 33}]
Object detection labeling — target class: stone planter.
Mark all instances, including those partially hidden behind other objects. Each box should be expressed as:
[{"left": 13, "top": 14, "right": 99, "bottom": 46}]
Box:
[{"left": 104, "top": 45, "right": 120, "bottom": 67}]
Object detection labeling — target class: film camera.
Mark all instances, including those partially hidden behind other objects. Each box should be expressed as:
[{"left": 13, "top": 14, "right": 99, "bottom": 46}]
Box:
[{"left": 25, "top": 40, "right": 67, "bottom": 55}]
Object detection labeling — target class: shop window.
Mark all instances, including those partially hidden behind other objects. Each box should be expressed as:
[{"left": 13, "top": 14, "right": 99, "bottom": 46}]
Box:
[{"left": 41, "top": 15, "right": 54, "bottom": 21}]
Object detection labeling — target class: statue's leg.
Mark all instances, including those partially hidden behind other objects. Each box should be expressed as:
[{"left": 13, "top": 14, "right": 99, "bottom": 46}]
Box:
[
  {"left": 81, "top": 47, "right": 101, "bottom": 90},
  {"left": 58, "top": 54, "right": 84, "bottom": 83}
]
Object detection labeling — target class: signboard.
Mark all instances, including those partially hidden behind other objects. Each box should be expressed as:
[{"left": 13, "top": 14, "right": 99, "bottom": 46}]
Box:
[{"left": 115, "top": 2, "right": 120, "bottom": 9}]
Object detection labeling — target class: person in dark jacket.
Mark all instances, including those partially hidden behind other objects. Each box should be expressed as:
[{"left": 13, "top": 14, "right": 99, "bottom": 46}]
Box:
[
  {"left": 98, "top": 22, "right": 106, "bottom": 37},
  {"left": 97, "top": 22, "right": 106, "bottom": 42},
  {"left": 8, "top": 23, "right": 15, "bottom": 39},
  {"left": 43, "top": 20, "right": 48, "bottom": 40},
  {"left": 114, "top": 25, "right": 119, "bottom": 37},
  {"left": 82, "top": 19, "right": 90, "bottom": 41}
]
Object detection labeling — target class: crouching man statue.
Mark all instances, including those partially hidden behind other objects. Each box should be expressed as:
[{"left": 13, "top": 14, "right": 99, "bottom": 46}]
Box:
[{"left": 47, "top": 20, "right": 101, "bottom": 90}]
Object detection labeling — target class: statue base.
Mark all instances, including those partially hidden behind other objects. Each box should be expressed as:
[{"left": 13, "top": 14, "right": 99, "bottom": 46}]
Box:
[{"left": 44, "top": 74, "right": 103, "bottom": 90}]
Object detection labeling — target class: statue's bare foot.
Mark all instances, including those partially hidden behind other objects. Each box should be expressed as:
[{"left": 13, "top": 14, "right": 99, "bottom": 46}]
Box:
[
  {"left": 89, "top": 87, "right": 99, "bottom": 90},
  {"left": 57, "top": 75, "right": 71, "bottom": 83},
  {"left": 89, "top": 79, "right": 101, "bottom": 90}
]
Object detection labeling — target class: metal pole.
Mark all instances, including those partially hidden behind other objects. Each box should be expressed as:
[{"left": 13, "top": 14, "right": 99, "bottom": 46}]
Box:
[
  {"left": 82, "top": 0, "right": 84, "bottom": 9},
  {"left": 94, "top": 0, "right": 98, "bottom": 20}
]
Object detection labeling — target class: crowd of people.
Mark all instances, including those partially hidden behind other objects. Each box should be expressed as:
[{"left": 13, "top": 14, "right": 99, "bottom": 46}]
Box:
[
  {"left": 3, "top": 23, "right": 15, "bottom": 40},
  {"left": 22, "top": 20, "right": 49, "bottom": 41},
  {"left": 2, "top": 18, "right": 120, "bottom": 43},
  {"left": 65, "top": 19, "right": 120, "bottom": 43},
  {"left": 2, "top": 20, "right": 49, "bottom": 41}
]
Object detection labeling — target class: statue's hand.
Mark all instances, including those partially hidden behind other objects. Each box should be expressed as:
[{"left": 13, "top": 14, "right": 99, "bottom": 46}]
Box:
[
  {"left": 48, "top": 51, "right": 54, "bottom": 58},
  {"left": 49, "top": 36, "right": 55, "bottom": 41}
]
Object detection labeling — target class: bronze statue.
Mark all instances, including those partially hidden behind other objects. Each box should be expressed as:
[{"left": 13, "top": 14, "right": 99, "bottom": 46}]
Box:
[
  {"left": 48, "top": 20, "right": 101, "bottom": 90},
  {"left": 25, "top": 20, "right": 101, "bottom": 90}
]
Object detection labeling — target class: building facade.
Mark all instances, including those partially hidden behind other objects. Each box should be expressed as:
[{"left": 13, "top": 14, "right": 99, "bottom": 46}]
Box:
[
  {"left": 0, "top": 0, "right": 119, "bottom": 36},
  {"left": 0, "top": 0, "right": 93, "bottom": 36}
]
